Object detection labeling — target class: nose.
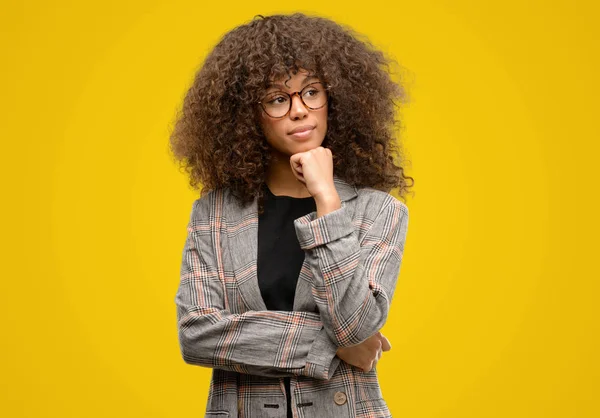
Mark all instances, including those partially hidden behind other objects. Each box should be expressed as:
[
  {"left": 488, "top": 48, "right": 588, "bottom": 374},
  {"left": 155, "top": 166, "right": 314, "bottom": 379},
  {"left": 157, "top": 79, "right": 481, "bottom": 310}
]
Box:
[{"left": 289, "top": 93, "right": 308, "bottom": 120}]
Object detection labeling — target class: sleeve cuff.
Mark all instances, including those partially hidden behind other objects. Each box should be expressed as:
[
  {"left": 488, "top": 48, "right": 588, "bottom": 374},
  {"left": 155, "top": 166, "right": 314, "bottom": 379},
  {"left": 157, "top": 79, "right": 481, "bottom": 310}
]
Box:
[
  {"left": 294, "top": 204, "right": 355, "bottom": 250},
  {"left": 304, "top": 327, "right": 341, "bottom": 380}
]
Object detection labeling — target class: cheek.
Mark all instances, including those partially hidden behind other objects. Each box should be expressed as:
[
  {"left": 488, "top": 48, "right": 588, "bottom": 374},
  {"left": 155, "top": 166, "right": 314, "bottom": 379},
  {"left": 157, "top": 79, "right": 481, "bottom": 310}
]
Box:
[
  {"left": 258, "top": 114, "right": 274, "bottom": 135},
  {"left": 259, "top": 118, "right": 284, "bottom": 142},
  {"left": 318, "top": 110, "right": 328, "bottom": 133},
  {"left": 265, "top": 121, "right": 280, "bottom": 137}
]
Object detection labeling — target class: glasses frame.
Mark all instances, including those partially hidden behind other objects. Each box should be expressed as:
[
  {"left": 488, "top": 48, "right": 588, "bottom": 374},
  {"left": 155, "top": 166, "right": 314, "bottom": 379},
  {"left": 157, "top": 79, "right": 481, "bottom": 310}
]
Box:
[{"left": 257, "top": 81, "right": 330, "bottom": 119}]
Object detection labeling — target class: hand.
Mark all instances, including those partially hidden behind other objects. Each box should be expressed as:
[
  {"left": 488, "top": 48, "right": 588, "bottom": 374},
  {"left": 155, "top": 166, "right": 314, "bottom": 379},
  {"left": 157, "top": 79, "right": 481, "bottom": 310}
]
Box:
[
  {"left": 335, "top": 331, "right": 392, "bottom": 373},
  {"left": 289, "top": 146, "right": 336, "bottom": 201}
]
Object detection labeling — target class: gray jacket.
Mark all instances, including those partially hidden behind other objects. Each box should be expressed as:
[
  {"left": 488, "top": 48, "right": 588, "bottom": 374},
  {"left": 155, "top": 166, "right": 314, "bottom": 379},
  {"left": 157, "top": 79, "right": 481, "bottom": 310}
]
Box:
[{"left": 175, "top": 175, "right": 409, "bottom": 417}]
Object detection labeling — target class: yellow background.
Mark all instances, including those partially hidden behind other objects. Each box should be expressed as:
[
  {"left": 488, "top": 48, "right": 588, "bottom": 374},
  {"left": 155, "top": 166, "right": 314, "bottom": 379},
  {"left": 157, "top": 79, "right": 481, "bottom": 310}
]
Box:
[{"left": 1, "top": 0, "right": 598, "bottom": 417}]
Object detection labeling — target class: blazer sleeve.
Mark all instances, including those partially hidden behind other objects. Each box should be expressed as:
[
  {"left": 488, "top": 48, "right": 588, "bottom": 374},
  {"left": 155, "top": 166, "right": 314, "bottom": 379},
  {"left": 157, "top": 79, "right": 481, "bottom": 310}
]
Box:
[
  {"left": 293, "top": 194, "right": 409, "bottom": 347},
  {"left": 175, "top": 198, "right": 341, "bottom": 380}
]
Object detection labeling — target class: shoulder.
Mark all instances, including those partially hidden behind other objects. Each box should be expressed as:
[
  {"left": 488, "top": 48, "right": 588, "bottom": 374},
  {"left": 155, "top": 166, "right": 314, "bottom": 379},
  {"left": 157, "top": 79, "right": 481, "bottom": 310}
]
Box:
[
  {"left": 188, "top": 188, "right": 226, "bottom": 225},
  {"left": 353, "top": 186, "right": 409, "bottom": 220}
]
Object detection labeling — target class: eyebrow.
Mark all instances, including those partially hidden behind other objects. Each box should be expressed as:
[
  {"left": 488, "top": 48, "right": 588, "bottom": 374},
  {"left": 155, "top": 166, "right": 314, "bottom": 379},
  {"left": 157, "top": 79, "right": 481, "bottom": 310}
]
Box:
[{"left": 267, "top": 75, "right": 320, "bottom": 90}]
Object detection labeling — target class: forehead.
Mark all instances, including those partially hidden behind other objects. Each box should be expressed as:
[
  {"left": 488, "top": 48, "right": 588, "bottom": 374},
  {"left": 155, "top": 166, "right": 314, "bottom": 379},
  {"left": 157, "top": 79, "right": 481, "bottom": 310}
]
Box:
[{"left": 267, "top": 69, "right": 320, "bottom": 89}]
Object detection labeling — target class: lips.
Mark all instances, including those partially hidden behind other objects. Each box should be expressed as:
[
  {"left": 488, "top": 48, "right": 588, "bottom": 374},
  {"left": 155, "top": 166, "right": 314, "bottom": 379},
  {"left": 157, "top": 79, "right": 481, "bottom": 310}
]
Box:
[{"left": 288, "top": 125, "right": 315, "bottom": 134}]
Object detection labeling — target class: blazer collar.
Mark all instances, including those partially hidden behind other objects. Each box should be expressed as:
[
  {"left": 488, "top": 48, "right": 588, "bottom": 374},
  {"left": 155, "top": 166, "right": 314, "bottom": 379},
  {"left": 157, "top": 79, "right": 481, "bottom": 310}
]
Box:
[{"left": 222, "top": 175, "right": 358, "bottom": 312}]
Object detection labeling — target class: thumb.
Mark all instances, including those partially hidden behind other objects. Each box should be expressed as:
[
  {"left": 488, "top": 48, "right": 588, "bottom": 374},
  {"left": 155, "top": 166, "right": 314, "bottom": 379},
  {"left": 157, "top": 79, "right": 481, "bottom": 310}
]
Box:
[{"left": 380, "top": 334, "right": 392, "bottom": 352}]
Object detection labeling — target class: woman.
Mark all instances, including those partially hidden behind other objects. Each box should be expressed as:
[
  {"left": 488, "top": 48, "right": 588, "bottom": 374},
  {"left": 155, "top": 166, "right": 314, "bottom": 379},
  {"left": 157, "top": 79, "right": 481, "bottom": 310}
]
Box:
[{"left": 170, "top": 12, "right": 413, "bottom": 418}]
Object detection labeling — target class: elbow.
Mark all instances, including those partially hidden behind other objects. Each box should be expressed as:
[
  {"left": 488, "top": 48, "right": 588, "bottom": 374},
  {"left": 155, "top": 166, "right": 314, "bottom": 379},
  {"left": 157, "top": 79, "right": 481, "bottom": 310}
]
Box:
[
  {"left": 176, "top": 305, "right": 228, "bottom": 368},
  {"left": 177, "top": 324, "right": 213, "bottom": 367},
  {"left": 178, "top": 330, "right": 199, "bottom": 365},
  {"left": 178, "top": 335, "right": 214, "bottom": 368},
  {"left": 179, "top": 346, "right": 198, "bottom": 366},
  {"left": 180, "top": 350, "right": 208, "bottom": 367}
]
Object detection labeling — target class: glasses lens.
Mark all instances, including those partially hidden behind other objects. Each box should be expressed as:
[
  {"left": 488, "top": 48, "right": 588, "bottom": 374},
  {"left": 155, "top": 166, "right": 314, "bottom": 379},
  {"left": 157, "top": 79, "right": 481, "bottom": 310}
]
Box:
[
  {"left": 261, "top": 82, "right": 328, "bottom": 118},
  {"left": 301, "top": 82, "right": 327, "bottom": 109},
  {"left": 262, "top": 92, "right": 290, "bottom": 118}
]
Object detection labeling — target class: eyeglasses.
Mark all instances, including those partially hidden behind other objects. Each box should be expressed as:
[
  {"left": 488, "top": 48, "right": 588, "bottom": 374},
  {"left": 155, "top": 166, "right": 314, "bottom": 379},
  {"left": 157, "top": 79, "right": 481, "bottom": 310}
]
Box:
[{"left": 258, "top": 82, "right": 329, "bottom": 119}]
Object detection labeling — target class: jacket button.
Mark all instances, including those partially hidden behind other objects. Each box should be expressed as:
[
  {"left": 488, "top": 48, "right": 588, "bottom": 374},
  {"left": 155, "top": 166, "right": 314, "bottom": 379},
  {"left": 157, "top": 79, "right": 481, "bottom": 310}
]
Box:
[{"left": 333, "top": 391, "right": 347, "bottom": 405}]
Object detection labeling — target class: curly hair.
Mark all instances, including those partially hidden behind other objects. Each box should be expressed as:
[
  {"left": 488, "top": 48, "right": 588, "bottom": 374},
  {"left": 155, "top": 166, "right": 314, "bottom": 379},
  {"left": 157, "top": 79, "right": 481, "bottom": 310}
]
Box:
[{"left": 169, "top": 12, "right": 414, "bottom": 215}]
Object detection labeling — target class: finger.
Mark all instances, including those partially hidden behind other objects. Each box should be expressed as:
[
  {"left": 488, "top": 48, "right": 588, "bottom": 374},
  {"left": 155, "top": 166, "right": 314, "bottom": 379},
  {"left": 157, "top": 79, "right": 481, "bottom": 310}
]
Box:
[
  {"left": 380, "top": 335, "right": 392, "bottom": 352},
  {"left": 290, "top": 159, "right": 303, "bottom": 173},
  {"left": 289, "top": 161, "right": 305, "bottom": 181}
]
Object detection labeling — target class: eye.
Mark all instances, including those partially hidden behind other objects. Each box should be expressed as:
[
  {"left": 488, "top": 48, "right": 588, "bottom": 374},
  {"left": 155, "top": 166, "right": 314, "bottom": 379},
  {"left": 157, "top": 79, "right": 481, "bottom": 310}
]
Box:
[
  {"left": 265, "top": 94, "right": 289, "bottom": 105},
  {"left": 270, "top": 96, "right": 287, "bottom": 104},
  {"left": 303, "top": 88, "right": 319, "bottom": 97}
]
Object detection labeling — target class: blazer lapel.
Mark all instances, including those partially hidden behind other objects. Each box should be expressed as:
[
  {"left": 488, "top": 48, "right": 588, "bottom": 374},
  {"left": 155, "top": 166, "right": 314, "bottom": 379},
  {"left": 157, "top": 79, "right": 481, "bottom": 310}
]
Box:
[{"left": 224, "top": 175, "right": 358, "bottom": 313}]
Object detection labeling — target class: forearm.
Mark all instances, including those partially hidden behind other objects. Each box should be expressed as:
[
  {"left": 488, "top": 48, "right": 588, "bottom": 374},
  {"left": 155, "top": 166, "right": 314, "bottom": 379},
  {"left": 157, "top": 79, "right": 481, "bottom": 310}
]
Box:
[
  {"left": 176, "top": 304, "right": 341, "bottom": 379},
  {"left": 295, "top": 197, "right": 409, "bottom": 347}
]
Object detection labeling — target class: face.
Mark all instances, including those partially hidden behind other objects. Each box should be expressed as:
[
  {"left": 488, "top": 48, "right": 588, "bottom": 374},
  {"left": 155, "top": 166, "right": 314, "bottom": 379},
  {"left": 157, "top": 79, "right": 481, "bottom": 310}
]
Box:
[{"left": 257, "top": 68, "right": 328, "bottom": 158}]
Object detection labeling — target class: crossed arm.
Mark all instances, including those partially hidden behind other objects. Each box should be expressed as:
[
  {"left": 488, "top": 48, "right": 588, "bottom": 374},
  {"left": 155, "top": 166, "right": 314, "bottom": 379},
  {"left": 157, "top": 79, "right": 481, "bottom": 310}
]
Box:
[{"left": 175, "top": 194, "right": 409, "bottom": 380}]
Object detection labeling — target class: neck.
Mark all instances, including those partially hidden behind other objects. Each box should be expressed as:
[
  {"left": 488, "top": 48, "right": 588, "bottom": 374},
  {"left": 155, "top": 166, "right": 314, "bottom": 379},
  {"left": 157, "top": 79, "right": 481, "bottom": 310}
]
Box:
[{"left": 265, "top": 150, "right": 312, "bottom": 198}]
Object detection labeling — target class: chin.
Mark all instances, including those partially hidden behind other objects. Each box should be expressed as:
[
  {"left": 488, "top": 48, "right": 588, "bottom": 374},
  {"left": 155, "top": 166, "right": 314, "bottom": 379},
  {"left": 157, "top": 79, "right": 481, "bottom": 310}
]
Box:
[{"left": 293, "top": 138, "right": 324, "bottom": 151}]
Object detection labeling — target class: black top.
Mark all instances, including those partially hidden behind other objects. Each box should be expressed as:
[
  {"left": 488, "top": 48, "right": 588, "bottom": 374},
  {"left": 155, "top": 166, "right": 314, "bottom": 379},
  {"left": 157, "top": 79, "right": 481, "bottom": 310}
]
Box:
[{"left": 257, "top": 182, "right": 317, "bottom": 418}]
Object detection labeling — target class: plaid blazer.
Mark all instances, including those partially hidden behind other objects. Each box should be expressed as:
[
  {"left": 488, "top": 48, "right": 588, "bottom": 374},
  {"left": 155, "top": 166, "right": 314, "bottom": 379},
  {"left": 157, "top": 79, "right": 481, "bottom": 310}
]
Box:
[{"left": 175, "top": 175, "right": 409, "bottom": 417}]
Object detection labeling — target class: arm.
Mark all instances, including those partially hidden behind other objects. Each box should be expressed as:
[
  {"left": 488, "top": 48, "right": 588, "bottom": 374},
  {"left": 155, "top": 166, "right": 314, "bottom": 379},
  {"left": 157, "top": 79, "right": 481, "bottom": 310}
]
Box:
[
  {"left": 175, "top": 199, "right": 341, "bottom": 380},
  {"left": 293, "top": 195, "right": 409, "bottom": 347}
]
